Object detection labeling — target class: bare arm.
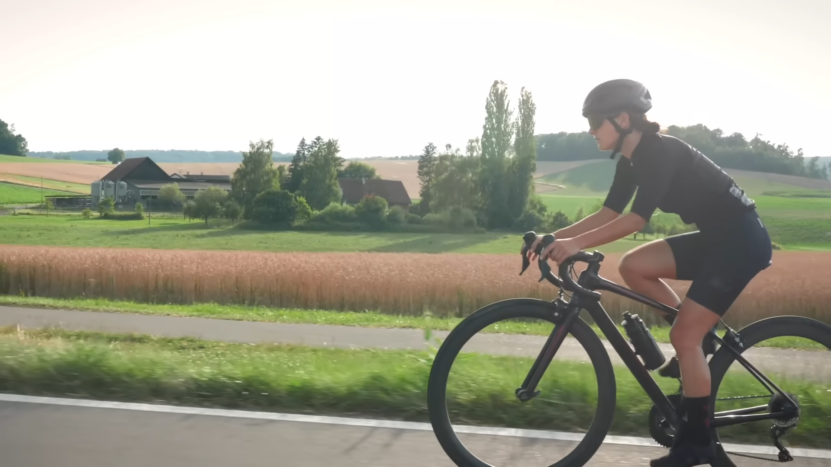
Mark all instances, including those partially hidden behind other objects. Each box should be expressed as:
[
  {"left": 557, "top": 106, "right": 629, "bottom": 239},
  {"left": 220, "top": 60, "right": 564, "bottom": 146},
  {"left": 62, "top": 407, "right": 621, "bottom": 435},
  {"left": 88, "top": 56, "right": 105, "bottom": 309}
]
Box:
[
  {"left": 573, "top": 212, "right": 646, "bottom": 250},
  {"left": 552, "top": 207, "right": 620, "bottom": 239}
]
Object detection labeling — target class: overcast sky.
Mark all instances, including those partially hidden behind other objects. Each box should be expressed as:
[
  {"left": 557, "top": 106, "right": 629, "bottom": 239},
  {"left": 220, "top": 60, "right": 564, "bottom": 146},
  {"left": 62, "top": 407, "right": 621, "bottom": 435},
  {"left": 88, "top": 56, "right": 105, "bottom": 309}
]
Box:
[{"left": 2, "top": 0, "right": 829, "bottom": 158}]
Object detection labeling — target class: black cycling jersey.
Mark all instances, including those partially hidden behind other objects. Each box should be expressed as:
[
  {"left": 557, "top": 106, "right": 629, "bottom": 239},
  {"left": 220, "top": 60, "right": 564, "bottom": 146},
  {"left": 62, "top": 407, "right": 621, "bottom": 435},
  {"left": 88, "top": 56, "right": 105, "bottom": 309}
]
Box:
[{"left": 603, "top": 132, "right": 755, "bottom": 227}]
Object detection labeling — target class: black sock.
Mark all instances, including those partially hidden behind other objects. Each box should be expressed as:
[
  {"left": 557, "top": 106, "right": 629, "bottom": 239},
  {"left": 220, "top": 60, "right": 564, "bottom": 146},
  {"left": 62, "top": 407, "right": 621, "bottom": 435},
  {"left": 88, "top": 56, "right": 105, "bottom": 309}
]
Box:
[{"left": 683, "top": 396, "right": 713, "bottom": 446}]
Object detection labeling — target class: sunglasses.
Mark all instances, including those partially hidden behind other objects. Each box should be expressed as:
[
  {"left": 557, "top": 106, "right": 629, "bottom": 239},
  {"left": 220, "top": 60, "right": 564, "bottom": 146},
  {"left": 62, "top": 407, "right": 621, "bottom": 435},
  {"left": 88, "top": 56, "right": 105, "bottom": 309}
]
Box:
[{"left": 587, "top": 114, "right": 608, "bottom": 131}]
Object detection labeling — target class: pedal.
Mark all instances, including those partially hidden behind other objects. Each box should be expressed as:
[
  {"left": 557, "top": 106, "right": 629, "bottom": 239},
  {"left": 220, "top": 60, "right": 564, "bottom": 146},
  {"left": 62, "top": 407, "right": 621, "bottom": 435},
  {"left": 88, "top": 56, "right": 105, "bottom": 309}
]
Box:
[{"left": 657, "top": 356, "right": 680, "bottom": 379}]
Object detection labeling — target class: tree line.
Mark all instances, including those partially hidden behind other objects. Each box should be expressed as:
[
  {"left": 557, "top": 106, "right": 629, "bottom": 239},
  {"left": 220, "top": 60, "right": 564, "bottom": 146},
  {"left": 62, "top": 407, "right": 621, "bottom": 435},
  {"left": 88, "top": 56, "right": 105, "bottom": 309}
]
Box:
[
  {"left": 0, "top": 119, "right": 28, "bottom": 156},
  {"left": 536, "top": 125, "right": 830, "bottom": 180},
  {"left": 142, "top": 138, "right": 386, "bottom": 227},
  {"left": 415, "top": 81, "right": 548, "bottom": 230}
]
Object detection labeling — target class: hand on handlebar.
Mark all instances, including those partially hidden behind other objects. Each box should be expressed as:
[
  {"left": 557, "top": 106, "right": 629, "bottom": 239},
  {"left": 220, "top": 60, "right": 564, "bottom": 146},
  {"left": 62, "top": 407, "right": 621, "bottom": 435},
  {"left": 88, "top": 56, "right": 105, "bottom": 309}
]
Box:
[
  {"left": 526, "top": 234, "right": 582, "bottom": 265},
  {"left": 531, "top": 237, "right": 581, "bottom": 265},
  {"left": 520, "top": 231, "right": 603, "bottom": 300}
]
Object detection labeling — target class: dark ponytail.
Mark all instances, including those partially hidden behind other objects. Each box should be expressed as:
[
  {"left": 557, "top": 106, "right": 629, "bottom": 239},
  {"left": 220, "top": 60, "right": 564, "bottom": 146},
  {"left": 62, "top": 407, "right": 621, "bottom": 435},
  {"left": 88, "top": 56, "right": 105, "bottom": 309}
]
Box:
[{"left": 629, "top": 113, "right": 661, "bottom": 134}]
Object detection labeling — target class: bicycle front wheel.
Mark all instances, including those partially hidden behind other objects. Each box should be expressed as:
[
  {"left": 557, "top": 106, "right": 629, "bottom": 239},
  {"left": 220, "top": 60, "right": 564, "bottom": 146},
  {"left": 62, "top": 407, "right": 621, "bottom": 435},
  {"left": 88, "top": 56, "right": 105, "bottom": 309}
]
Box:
[{"left": 427, "top": 299, "right": 617, "bottom": 467}]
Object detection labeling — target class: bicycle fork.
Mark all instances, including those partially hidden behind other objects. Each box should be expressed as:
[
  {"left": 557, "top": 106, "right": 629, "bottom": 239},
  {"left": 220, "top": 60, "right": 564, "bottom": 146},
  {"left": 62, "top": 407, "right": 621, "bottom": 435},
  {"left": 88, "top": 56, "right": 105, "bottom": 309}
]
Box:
[{"left": 515, "top": 298, "right": 580, "bottom": 402}]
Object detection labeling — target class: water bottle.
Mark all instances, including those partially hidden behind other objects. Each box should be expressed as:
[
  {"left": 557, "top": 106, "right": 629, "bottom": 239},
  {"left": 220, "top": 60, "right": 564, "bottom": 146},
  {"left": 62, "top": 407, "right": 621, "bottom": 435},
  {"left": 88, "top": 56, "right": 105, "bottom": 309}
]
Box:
[{"left": 621, "top": 312, "right": 666, "bottom": 371}]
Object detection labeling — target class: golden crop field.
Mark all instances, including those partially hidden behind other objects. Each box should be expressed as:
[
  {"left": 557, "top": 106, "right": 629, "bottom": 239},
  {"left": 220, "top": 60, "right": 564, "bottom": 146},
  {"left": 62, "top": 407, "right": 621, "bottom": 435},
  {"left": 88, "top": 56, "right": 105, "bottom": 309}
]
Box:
[
  {"left": 1, "top": 245, "right": 828, "bottom": 327},
  {"left": 0, "top": 162, "right": 111, "bottom": 185}
]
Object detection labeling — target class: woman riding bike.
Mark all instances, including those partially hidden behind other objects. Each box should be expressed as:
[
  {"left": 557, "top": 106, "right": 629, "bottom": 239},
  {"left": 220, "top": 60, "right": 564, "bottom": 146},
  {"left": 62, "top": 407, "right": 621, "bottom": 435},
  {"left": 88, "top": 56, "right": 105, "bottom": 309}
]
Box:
[{"left": 527, "top": 79, "right": 773, "bottom": 466}]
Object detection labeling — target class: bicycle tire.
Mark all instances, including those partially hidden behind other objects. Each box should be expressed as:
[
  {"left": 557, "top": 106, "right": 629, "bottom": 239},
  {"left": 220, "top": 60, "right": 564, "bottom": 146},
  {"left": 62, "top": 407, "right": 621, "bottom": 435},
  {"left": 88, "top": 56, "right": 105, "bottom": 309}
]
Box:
[
  {"left": 427, "top": 298, "right": 617, "bottom": 467},
  {"left": 708, "top": 315, "right": 831, "bottom": 466}
]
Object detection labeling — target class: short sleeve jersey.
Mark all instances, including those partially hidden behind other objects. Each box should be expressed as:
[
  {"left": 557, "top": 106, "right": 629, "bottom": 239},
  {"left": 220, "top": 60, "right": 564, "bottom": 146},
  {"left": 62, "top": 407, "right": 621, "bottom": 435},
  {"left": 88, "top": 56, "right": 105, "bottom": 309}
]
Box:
[{"left": 603, "top": 132, "right": 755, "bottom": 226}]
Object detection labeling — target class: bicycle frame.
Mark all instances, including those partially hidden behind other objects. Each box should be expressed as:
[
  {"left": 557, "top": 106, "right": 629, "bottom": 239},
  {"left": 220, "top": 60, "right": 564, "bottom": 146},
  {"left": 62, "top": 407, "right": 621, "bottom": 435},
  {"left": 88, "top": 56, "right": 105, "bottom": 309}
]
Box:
[{"left": 516, "top": 255, "right": 797, "bottom": 432}]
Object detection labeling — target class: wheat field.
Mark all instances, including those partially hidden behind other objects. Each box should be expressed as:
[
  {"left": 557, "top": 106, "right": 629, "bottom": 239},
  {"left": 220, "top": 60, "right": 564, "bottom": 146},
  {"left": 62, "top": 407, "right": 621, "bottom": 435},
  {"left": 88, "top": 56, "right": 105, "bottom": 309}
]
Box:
[{"left": 1, "top": 246, "right": 829, "bottom": 327}]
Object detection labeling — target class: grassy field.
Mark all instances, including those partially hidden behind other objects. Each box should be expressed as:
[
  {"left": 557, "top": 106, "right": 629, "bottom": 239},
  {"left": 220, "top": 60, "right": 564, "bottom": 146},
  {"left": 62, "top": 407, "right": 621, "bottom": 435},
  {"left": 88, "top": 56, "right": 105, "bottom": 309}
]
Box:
[
  {"left": 1, "top": 295, "right": 822, "bottom": 350},
  {"left": 0, "top": 183, "right": 72, "bottom": 204},
  {"left": 0, "top": 174, "right": 89, "bottom": 193},
  {"left": 0, "top": 215, "right": 647, "bottom": 254},
  {"left": 0, "top": 154, "right": 108, "bottom": 164},
  {"left": 538, "top": 195, "right": 603, "bottom": 219},
  {"left": 539, "top": 160, "right": 828, "bottom": 198},
  {"left": 0, "top": 327, "right": 827, "bottom": 448}
]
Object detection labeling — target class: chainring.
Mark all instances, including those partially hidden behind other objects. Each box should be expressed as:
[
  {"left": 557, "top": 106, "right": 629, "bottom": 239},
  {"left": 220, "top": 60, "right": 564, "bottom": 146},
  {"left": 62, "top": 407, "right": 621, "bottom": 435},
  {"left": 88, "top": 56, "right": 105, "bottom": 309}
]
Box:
[{"left": 648, "top": 392, "right": 683, "bottom": 448}]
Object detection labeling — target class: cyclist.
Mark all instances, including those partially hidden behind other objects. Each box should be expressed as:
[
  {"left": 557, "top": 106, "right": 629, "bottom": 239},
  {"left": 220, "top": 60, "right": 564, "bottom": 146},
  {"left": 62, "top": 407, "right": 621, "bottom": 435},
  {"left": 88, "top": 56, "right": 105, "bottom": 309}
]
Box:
[{"left": 528, "top": 79, "right": 773, "bottom": 466}]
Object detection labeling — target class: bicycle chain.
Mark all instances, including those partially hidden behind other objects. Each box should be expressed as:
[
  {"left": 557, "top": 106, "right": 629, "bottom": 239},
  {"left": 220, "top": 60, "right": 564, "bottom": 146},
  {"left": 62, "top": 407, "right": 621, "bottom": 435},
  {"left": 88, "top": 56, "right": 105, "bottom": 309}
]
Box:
[
  {"left": 669, "top": 394, "right": 791, "bottom": 463},
  {"left": 715, "top": 394, "right": 793, "bottom": 463}
]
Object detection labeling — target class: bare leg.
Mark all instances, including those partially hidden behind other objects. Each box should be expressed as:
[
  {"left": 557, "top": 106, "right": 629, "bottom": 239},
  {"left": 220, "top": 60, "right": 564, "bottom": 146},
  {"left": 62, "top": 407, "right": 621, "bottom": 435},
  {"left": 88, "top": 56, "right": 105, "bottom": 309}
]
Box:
[
  {"left": 618, "top": 239, "right": 683, "bottom": 317},
  {"left": 671, "top": 298, "right": 721, "bottom": 396}
]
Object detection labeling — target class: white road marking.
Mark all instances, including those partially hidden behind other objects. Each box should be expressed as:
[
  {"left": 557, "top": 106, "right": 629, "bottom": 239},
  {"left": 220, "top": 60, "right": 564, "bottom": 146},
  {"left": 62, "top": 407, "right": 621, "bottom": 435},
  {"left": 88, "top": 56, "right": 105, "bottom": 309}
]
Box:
[{"left": 0, "top": 393, "right": 828, "bottom": 460}]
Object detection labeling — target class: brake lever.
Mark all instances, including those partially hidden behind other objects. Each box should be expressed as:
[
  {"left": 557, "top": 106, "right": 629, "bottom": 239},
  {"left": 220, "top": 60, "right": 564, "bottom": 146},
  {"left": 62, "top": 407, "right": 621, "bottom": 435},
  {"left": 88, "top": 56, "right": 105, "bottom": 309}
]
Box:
[
  {"left": 536, "top": 234, "right": 555, "bottom": 282},
  {"left": 519, "top": 231, "right": 556, "bottom": 282},
  {"left": 519, "top": 231, "right": 537, "bottom": 276}
]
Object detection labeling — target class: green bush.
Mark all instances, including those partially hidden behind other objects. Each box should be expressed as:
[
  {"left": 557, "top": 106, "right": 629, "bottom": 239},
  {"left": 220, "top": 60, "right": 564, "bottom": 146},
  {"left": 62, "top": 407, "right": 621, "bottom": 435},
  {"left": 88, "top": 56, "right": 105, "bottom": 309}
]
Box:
[
  {"left": 97, "top": 196, "right": 115, "bottom": 217},
  {"left": 223, "top": 200, "right": 242, "bottom": 223},
  {"left": 81, "top": 208, "right": 92, "bottom": 219},
  {"left": 355, "top": 195, "right": 388, "bottom": 225},
  {"left": 512, "top": 210, "right": 545, "bottom": 232},
  {"left": 183, "top": 200, "right": 196, "bottom": 220},
  {"left": 405, "top": 213, "right": 423, "bottom": 225},
  {"left": 544, "top": 210, "right": 571, "bottom": 231},
  {"left": 446, "top": 206, "right": 477, "bottom": 231},
  {"left": 311, "top": 203, "right": 357, "bottom": 223},
  {"left": 418, "top": 206, "right": 478, "bottom": 232},
  {"left": 423, "top": 213, "right": 444, "bottom": 225},
  {"left": 102, "top": 212, "right": 144, "bottom": 221},
  {"left": 386, "top": 206, "right": 406, "bottom": 224},
  {"left": 251, "top": 189, "right": 307, "bottom": 226}
]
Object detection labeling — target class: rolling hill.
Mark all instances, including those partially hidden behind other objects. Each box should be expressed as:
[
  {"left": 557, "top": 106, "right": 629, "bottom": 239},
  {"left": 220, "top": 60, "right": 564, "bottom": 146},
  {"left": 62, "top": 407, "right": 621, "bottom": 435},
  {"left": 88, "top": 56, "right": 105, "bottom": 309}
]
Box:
[
  {"left": 538, "top": 159, "right": 831, "bottom": 198},
  {"left": 2, "top": 152, "right": 829, "bottom": 203}
]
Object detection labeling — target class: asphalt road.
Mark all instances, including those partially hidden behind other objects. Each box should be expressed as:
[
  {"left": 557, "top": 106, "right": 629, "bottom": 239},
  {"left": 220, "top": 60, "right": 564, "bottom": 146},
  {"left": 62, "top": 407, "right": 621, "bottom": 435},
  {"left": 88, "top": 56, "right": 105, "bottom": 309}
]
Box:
[
  {"left": 0, "top": 305, "right": 828, "bottom": 382},
  {"left": 2, "top": 399, "right": 829, "bottom": 467}
]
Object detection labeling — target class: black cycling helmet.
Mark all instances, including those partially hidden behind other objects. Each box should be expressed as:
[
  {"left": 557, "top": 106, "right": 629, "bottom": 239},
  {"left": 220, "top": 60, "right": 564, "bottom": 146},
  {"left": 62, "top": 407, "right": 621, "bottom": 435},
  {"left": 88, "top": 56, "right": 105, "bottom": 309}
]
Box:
[
  {"left": 582, "top": 79, "right": 652, "bottom": 117},
  {"left": 582, "top": 79, "right": 653, "bottom": 159}
]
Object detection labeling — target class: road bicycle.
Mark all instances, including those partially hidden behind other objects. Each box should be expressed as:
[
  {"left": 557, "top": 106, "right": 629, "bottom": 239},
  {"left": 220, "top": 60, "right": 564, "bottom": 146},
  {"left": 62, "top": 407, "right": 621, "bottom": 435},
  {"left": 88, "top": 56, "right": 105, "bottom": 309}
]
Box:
[{"left": 427, "top": 232, "right": 831, "bottom": 466}]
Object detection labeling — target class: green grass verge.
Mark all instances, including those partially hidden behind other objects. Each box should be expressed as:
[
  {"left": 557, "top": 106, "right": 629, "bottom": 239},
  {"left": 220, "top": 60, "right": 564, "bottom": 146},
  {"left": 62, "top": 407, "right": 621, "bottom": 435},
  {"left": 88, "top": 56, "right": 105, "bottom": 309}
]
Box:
[
  {"left": 0, "top": 216, "right": 649, "bottom": 254},
  {"left": 0, "top": 327, "right": 826, "bottom": 448},
  {"left": 0, "top": 296, "right": 823, "bottom": 351},
  {"left": 0, "top": 182, "right": 70, "bottom": 204}
]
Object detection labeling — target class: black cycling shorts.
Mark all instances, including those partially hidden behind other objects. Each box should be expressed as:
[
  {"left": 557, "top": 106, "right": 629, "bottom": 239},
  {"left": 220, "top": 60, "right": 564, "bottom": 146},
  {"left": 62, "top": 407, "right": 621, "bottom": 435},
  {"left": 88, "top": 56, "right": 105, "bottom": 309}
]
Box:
[{"left": 664, "top": 209, "right": 773, "bottom": 316}]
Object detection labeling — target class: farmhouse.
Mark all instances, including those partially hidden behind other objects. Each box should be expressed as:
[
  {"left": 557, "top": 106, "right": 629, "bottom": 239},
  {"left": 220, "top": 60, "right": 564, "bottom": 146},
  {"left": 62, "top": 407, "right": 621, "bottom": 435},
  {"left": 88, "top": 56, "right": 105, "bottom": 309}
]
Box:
[
  {"left": 338, "top": 177, "right": 411, "bottom": 209},
  {"left": 92, "top": 157, "right": 231, "bottom": 206}
]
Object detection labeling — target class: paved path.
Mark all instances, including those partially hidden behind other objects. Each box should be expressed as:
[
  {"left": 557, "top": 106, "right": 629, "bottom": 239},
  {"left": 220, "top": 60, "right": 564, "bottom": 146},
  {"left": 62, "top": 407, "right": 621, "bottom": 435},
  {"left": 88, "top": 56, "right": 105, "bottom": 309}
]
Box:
[
  {"left": 0, "top": 305, "right": 828, "bottom": 382},
  {"left": 1, "top": 397, "right": 828, "bottom": 467}
]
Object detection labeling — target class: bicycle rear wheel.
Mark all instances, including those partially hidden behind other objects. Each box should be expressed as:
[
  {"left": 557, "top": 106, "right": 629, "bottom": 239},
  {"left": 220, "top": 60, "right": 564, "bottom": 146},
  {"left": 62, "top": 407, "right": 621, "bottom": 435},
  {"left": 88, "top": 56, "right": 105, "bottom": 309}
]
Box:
[
  {"left": 708, "top": 316, "right": 831, "bottom": 466},
  {"left": 427, "top": 299, "right": 617, "bottom": 467}
]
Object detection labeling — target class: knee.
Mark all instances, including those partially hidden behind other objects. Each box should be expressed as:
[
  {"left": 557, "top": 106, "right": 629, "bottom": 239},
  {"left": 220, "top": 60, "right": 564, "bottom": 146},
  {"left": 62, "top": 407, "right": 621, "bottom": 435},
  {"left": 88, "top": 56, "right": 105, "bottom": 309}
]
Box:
[
  {"left": 618, "top": 252, "right": 640, "bottom": 282},
  {"left": 669, "top": 325, "right": 703, "bottom": 353}
]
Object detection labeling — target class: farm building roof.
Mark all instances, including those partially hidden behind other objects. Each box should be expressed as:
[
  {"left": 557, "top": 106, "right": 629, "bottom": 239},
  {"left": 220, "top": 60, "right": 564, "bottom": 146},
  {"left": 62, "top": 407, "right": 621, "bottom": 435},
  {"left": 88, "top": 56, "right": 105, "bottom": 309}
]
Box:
[
  {"left": 338, "top": 178, "right": 411, "bottom": 205},
  {"left": 101, "top": 157, "right": 166, "bottom": 182}
]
